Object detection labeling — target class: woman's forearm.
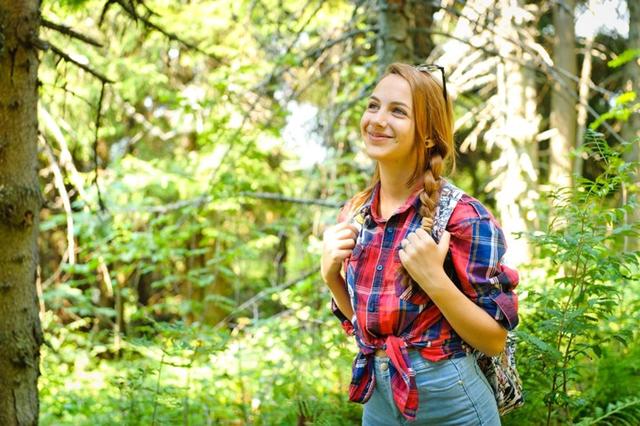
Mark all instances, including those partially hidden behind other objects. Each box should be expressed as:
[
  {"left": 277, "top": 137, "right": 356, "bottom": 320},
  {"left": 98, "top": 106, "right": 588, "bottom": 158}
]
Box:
[
  {"left": 324, "top": 273, "right": 354, "bottom": 320},
  {"left": 418, "top": 270, "right": 507, "bottom": 356}
]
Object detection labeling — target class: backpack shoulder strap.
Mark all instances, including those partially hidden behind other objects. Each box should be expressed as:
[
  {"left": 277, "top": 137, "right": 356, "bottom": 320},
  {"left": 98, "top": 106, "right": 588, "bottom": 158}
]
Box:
[{"left": 431, "top": 180, "right": 465, "bottom": 243}]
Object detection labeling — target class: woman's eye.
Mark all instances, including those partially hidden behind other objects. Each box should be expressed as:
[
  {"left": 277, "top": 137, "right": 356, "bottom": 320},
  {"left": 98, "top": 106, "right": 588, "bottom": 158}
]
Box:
[
  {"left": 393, "top": 108, "right": 407, "bottom": 115},
  {"left": 367, "top": 103, "right": 378, "bottom": 110}
]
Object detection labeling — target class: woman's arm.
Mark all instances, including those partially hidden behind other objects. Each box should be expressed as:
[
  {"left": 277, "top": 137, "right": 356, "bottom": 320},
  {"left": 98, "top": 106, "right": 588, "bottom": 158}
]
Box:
[
  {"left": 399, "top": 229, "right": 510, "bottom": 356},
  {"left": 321, "top": 221, "right": 358, "bottom": 322},
  {"left": 324, "top": 273, "right": 354, "bottom": 321},
  {"left": 417, "top": 267, "right": 507, "bottom": 356}
]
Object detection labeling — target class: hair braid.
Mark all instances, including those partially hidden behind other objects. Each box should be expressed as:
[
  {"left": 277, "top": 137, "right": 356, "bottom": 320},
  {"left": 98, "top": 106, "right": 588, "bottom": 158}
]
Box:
[{"left": 399, "top": 151, "right": 444, "bottom": 297}]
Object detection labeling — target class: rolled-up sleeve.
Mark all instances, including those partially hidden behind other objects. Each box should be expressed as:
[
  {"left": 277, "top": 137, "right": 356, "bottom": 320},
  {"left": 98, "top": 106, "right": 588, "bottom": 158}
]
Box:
[
  {"left": 331, "top": 297, "right": 355, "bottom": 336},
  {"left": 448, "top": 202, "right": 520, "bottom": 330}
]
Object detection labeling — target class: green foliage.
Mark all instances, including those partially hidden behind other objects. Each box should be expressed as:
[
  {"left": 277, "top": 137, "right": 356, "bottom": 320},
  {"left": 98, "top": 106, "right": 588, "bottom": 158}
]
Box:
[
  {"left": 575, "top": 398, "right": 640, "bottom": 426},
  {"left": 507, "top": 131, "right": 640, "bottom": 425},
  {"left": 607, "top": 49, "right": 640, "bottom": 68},
  {"left": 35, "top": 1, "right": 640, "bottom": 425}
]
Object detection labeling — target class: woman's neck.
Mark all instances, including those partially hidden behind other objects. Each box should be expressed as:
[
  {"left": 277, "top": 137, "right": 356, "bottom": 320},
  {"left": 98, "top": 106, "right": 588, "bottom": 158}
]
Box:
[{"left": 377, "top": 161, "right": 420, "bottom": 218}]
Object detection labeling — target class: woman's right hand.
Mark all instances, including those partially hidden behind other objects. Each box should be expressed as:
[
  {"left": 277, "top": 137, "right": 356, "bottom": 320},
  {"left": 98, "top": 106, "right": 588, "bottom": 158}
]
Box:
[{"left": 320, "top": 222, "right": 359, "bottom": 284}]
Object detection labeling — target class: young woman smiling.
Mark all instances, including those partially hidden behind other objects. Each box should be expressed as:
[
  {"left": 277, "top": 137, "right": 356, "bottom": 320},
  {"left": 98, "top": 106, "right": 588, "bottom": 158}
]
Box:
[{"left": 320, "top": 63, "right": 519, "bottom": 425}]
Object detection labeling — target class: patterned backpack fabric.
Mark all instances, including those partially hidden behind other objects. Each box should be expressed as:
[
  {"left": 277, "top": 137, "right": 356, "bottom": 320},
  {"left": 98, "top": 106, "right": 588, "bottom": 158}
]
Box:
[
  {"left": 431, "top": 181, "right": 524, "bottom": 416},
  {"left": 476, "top": 334, "right": 525, "bottom": 415}
]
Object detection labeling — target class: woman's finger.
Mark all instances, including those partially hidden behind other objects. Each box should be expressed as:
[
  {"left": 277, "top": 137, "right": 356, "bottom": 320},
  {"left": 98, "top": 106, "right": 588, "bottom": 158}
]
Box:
[
  {"left": 407, "top": 232, "right": 421, "bottom": 246},
  {"left": 333, "top": 249, "right": 354, "bottom": 261},
  {"left": 414, "top": 227, "right": 431, "bottom": 240},
  {"left": 335, "top": 227, "right": 358, "bottom": 241},
  {"left": 336, "top": 238, "right": 356, "bottom": 250}
]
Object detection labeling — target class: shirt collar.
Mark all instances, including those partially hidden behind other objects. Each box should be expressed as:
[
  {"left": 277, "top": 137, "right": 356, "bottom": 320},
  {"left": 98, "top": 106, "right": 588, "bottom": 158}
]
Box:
[{"left": 367, "top": 180, "right": 424, "bottom": 223}]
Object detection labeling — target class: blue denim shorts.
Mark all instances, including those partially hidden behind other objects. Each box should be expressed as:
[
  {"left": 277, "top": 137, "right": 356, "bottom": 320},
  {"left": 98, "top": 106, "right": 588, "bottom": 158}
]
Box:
[{"left": 362, "top": 350, "right": 501, "bottom": 425}]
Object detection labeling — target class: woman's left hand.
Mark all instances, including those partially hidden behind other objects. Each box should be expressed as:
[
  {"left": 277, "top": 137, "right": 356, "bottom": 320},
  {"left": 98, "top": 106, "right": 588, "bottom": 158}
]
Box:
[{"left": 398, "top": 228, "right": 451, "bottom": 293}]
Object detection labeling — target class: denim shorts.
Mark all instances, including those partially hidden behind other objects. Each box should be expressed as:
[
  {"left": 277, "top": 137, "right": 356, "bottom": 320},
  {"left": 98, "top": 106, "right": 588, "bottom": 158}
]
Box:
[{"left": 362, "top": 350, "right": 501, "bottom": 425}]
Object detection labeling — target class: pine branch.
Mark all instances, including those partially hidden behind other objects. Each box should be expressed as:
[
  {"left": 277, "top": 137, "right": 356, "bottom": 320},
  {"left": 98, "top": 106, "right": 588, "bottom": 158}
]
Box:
[
  {"left": 113, "top": 0, "right": 221, "bottom": 63},
  {"left": 41, "top": 18, "right": 103, "bottom": 48},
  {"left": 47, "top": 43, "right": 114, "bottom": 84}
]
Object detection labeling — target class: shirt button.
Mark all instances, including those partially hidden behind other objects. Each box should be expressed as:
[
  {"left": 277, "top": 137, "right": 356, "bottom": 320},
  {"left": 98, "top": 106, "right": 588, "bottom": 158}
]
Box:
[
  {"left": 386, "top": 228, "right": 393, "bottom": 233},
  {"left": 376, "top": 265, "right": 383, "bottom": 271}
]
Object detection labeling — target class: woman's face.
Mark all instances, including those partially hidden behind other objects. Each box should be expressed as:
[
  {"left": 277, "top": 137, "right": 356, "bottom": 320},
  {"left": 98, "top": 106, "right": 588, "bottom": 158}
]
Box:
[{"left": 360, "top": 74, "right": 416, "bottom": 166}]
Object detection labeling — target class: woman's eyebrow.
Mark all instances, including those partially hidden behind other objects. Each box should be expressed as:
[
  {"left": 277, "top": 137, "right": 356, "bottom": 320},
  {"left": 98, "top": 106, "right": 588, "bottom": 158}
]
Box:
[{"left": 369, "top": 95, "right": 410, "bottom": 110}]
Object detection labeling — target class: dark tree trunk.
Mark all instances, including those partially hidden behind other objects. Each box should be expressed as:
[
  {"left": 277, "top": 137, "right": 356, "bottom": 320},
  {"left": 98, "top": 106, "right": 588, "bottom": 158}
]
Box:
[
  {"left": 376, "top": 0, "right": 416, "bottom": 73},
  {"left": 0, "top": 0, "right": 43, "bottom": 424}
]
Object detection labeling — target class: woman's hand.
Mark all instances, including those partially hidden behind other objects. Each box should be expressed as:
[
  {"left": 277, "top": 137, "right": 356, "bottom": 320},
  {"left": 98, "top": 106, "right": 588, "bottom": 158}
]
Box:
[
  {"left": 398, "top": 228, "right": 451, "bottom": 293},
  {"left": 320, "top": 222, "right": 358, "bottom": 284}
]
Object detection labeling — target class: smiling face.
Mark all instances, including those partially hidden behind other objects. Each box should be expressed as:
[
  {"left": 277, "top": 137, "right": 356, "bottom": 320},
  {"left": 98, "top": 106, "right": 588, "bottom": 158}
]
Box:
[{"left": 360, "top": 74, "right": 416, "bottom": 167}]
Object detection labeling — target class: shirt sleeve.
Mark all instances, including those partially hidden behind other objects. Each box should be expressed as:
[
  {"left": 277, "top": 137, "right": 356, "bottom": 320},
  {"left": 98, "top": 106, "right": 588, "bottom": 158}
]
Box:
[
  {"left": 447, "top": 200, "right": 520, "bottom": 330},
  {"left": 329, "top": 200, "right": 356, "bottom": 336}
]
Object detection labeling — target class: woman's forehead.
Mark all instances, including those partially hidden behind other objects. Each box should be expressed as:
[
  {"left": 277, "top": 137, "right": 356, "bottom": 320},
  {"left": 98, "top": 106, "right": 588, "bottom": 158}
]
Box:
[{"left": 371, "top": 74, "right": 413, "bottom": 106}]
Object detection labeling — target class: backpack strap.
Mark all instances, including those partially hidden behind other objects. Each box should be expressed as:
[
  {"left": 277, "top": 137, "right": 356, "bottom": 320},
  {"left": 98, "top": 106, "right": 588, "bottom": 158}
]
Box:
[{"left": 431, "top": 180, "right": 465, "bottom": 243}]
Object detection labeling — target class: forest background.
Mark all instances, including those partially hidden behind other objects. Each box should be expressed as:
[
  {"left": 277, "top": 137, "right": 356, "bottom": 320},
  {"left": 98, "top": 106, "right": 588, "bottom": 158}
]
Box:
[{"left": 0, "top": 0, "right": 638, "bottom": 425}]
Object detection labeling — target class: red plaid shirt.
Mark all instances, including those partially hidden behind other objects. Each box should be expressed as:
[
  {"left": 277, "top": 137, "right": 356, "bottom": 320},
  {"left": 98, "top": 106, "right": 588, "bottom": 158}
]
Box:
[{"left": 330, "top": 180, "right": 519, "bottom": 421}]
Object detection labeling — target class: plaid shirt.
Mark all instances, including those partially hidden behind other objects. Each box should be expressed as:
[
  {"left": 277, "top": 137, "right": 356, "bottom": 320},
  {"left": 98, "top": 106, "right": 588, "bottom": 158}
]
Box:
[{"left": 330, "top": 180, "right": 519, "bottom": 421}]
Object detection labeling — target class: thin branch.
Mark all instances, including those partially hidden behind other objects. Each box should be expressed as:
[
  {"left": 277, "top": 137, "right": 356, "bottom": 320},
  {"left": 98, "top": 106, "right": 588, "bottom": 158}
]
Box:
[
  {"left": 93, "top": 83, "right": 107, "bottom": 212},
  {"left": 239, "top": 192, "right": 343, "bottom": 208},
  {"left": 41, "top": 18, "right": 104, "bottom": 48},
  {"left": 47, "top": 42, "right": 114, "bottom": 84},
  {"left": 39, "top": 106, "right": 91, "bottom": 204},
  {"left": 213, "top": 269, "right": 320, "bottom": 330},
  {"left": 40, "top": 135, "right": 76, "bottom": 265},
  {"left": 113, "top": 0, "right": 221, "bottom": 63}
]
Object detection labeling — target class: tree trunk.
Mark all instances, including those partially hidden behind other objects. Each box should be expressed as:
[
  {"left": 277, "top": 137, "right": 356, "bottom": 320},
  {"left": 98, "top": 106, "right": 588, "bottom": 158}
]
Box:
[
  {"left": 487, "top": 0, "right": 539, "bottom": 266},
  {"left": 376, "top": 0, "right": 415, "bottom": 74},
  {"left": 0, "top": 1, "right": 43, "bottom": 424},
  {"left": 411, "top": 0, "right": 435, "bottom": 62},
  {"left": 549, "top": 0, "right": 577, "bottom": 188},
  {"left": 623, "top": 0, "right": 639, "bottom": 251}
]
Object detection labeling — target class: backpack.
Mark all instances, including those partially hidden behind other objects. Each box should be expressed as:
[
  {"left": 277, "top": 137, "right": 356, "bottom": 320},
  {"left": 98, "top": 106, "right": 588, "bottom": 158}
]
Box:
[{"left": 431, "top": 181, "right": 524, "bottom": 416}]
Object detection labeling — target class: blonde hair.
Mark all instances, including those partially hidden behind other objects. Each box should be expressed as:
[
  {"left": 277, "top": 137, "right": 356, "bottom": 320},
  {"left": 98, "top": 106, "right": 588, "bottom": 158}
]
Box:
[{"left": 351, "top": 62, "right": 456, "bottom": 293}]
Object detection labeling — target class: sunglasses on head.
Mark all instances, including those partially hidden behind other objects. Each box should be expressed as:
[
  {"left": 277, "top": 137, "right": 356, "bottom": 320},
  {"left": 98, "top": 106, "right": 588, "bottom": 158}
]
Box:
[{"left": 414, "top": 64, "right": 448, "bottom": 104}]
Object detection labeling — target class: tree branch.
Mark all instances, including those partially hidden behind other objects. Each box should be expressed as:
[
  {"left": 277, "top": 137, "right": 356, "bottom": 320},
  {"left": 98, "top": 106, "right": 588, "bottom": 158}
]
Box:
[
  {"left": 47, "top": 42, "right": 114, "bottom": 84},
  {"left": 93, "top": 82, "right": 108, "bottom": 212},
  {"left": 239, "top": 192, "right": 343, "bottom": 208},
  {"left": 40, "top": 136, "right": 76, "bottom": 265},
  {"left": 113, "top": 0, "right": 221, "bottom": 63},
  {"left": 41, "top": 18, "right": 103, "bottom": 48},
  {"left": 213, "top": 269, "right": 320, "bottom": 330}
]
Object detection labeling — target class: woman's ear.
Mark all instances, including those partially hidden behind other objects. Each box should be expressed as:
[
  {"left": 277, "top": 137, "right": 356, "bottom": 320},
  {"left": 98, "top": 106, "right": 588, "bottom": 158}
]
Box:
[{"left": 425, "top": 137, "right": 435, "bottom": 149}]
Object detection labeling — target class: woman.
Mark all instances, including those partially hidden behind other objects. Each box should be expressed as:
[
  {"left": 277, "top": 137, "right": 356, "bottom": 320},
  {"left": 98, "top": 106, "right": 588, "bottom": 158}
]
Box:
[{"left": 320, "top": 63, "right": 519, "bottom": 425}]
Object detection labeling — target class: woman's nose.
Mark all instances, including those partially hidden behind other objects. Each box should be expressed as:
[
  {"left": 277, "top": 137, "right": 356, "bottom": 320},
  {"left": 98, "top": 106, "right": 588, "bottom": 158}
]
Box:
[{"left": 371, "top": 111, "right": 388, "bottom": 128}]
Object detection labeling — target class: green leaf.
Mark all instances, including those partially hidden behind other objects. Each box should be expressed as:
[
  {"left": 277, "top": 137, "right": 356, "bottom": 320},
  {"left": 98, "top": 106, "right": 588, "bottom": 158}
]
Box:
[{"left": 608, "top": 49, "right": 640, "bottom": 68}]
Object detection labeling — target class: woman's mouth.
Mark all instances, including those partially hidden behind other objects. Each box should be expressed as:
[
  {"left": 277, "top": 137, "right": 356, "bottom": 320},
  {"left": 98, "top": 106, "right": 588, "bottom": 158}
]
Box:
[{"left": 367, "top": 131, "right": 393, "bottom": 142}]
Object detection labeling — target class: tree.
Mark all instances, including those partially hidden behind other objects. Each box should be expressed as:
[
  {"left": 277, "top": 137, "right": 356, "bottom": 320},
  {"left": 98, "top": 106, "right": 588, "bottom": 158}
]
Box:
[
  {"left": 549, "top": 0, "right": 578, "bottom": 187},
  {"left": 622, "top": 0, "right": 639, "bottom": 251},
  {"left": 0, "top": 1, "right": 43, "bottom": 424},
  {"left": 375, "top": 0, "right": 436, "bottom": 72}
]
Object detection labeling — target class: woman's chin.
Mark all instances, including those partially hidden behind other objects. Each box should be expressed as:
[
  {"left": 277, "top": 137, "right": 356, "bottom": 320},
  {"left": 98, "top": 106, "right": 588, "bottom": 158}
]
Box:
[{"left": 364, "top": 144, "right": 391, "bottom": 161}]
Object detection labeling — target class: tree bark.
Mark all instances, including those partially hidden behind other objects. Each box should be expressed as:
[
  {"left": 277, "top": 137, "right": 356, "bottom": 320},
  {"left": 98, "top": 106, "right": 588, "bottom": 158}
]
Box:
[
  {"left": 487, "top": 0, "right": 539, "bottom": 266},
  {"left": 0, "top": 1, "right": 43, "bottom": 424},
  {"left": 376, "top": 0, "right": 415, "bottom": 74},
  {"left": 411, "top": 0, "right": 435, "bottom": 62},
  {"left": 549, "top": 0, "right": 577, "bottom": 188}
]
